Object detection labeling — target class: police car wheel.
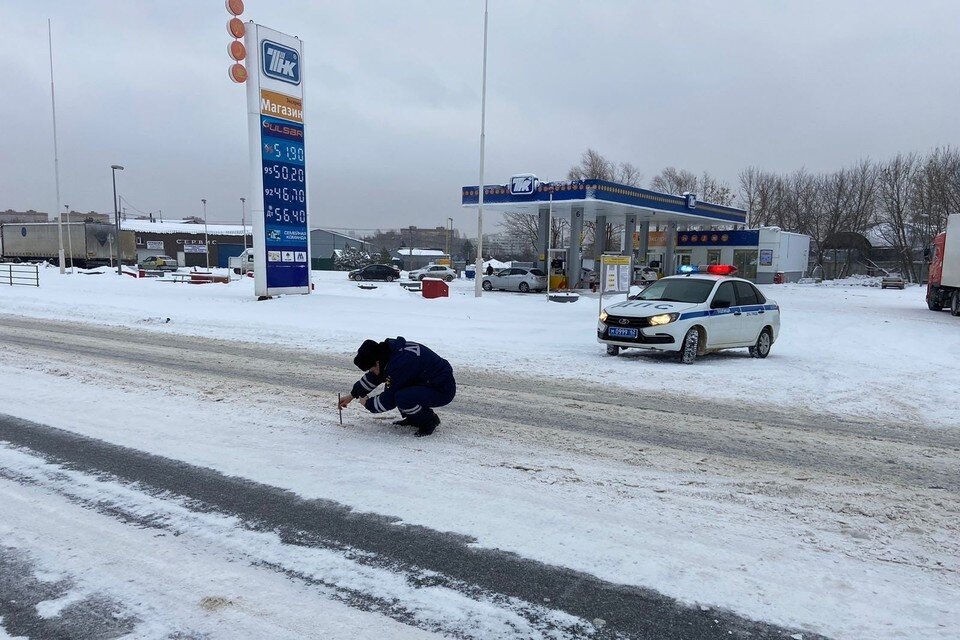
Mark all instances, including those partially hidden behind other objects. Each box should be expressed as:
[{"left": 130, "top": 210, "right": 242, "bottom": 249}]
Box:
[
  {"left": 606, "top": 344, "right": 620, "bottom": 356},
  {"left": 750, "top": 328, "right": 772, "bottom": 359},
  {"left": 680, "top": 328, "right": 699, "bottom": 364}
]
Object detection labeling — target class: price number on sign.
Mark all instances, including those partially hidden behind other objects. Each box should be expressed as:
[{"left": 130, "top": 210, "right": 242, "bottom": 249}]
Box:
[
  {"left": 266, "top": 206, "right": 306, "bottom": 224},
  {"left": 263, "top": 164, "right": 306, "bottom": 183},
  {"left": 266, "top": 142, "right": 305, "bottom": 164},
  {"left": 264, "top": 187, "right": 306, "bottom": 203}
]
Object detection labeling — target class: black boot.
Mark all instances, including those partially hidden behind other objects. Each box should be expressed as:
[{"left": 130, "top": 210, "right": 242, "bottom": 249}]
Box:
[
  {"left": 393, "top": 416, "right": 414, "bottom": 426},
  {"left": 415, "top": 413, "right": 440, "bottom": 437}
]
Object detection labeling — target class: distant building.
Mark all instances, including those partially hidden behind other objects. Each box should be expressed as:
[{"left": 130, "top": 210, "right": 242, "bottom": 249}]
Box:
[
  {"left": 393, "top": 247, "right": 448, "bottom": 271},
  {"left": 483, "top": 231, "right": 533, "bottom": 260},
  {"left": 310, "top": 229, "right": 371, "bottom": 269},
  {"left": 0, "top": 209, "right": 49, "bottom": 224},
  {"left": 54, "top": 210, "right": 111, "bottom": 224},
  {"left": 122, "top": 219, "right": 251, "bottom": 268},
  {"left": 399, "top": 225, "right": 455, "bottom": 252}
]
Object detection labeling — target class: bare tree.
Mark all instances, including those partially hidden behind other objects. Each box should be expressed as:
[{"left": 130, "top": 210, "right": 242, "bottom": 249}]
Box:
[
  {"left": 697, "top": 172, "right": 736, "bottom": 206},
  {"left": 912, "top": 147, "right": 960, "bottom": 249},
  {"left": 875, "top": 153, "right": 918, "bottom": 279},
  {"left": 614, "top": 162, "right": 643, "bottom": 187},
  {"left": 566, "top": 149, "right": 641, "bottom": 253},
  {"left": 499, "top": 209, "right": 540, "bottom": 256},
  {"left": 567, "top": 148, "right": 614, "bottom": 182},
  {"left": 651, "top": 167, "right": 734, "bottom": 206},
  {"left": 650, "top": 167, "right": 698, "bottom": 195},
  {"left": 499, "top": 210, "right": 570, "bottom": 257}
]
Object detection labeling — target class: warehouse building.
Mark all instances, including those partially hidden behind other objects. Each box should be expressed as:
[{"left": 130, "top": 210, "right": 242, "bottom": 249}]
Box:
[
  {"left": 310, "top": 229, "right": 371, "bottom": 270},
  {"left": 123, "top": 220, "right": 251, "bottom": 268}
]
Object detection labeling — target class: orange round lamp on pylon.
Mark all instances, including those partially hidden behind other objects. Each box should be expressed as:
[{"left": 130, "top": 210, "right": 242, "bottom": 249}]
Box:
[
  {"left": 228, "top": 40, "right": 246, "bottom": 61},
  {"left": 225, "top": 0, "right": 244, "bottom": 16},
  {"left": 228, "top": 63, "right": 248, "bottom": 83},
  {"left": 227, "top": 17, "right": 245, "bottom": 39}
]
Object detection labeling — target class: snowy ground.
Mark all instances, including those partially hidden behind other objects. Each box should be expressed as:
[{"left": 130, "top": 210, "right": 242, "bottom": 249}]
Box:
[
  {"left": 0, "top": 267, "right": 958, "bottom": 639},
  {"left": 1, "top": 266, "right": 958, "bottom": 428}
]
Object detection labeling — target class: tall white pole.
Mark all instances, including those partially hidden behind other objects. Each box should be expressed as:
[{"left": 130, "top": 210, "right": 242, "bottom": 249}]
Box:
[
  {"left": 202, "top": 199, "right": 209, "bottom": 270},
  {"left": 546, "top": 191, "right": 552, "bottom": 297},
  {"left": 48, "top": 19, "right": 65, "bottom": 274},
  {"left": 240, "top": 197, "right": 247, "bottom": 251},
  {"left": 474, "top": 0, "right": 489, "bottom": 298},
  {"left": 64, "top": 204, "right": 74, "bottom": 272}
]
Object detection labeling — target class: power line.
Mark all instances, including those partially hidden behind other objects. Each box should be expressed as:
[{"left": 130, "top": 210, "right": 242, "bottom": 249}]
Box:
[{"left": 117, "top": 196, "right": 158, "bottom": 218}]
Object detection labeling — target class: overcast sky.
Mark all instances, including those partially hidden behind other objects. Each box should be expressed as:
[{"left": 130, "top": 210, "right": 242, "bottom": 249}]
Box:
[{"left": 2, "top": 1, "right": 959, "bottom": 232}]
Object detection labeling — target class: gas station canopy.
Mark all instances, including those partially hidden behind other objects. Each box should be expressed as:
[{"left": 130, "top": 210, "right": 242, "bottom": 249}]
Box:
[
  {"left": 461, "top": 177, "right": 748, "bottom": 289},
  {"left": 461, "top": 179, "right": 746, "bottom": 226}
]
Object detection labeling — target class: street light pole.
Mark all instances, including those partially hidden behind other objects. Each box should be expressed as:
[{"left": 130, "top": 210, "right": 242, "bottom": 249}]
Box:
[
  {"left": 474, "top": 0, "right": 489, "bottom": 298},
  {"left": 64, "top": 204, "right": 74, "bottom": 273},
  {"left": 48, "top": 19, "right": 65, "bottom": 274},
  {"left": 446, "top": 217, "right": 453, "bottom": 259},
  {"left": 201, "top": 198, "right": 209, "bottom": 270},
  {"left": 111, "top": 164, "right": 124, "bottom": 276},
  {"left": 240, "top": 197, "right": 247, "bottom": 251}
]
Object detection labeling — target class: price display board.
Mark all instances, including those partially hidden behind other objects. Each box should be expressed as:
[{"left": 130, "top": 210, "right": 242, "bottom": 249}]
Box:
[{"left": 244, "top": 24, "right": 310, "bottom": 296}]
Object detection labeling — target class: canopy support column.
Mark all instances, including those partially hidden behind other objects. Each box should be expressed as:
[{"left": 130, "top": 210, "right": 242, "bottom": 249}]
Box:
[
  {"left": 622, "top": 214, "right": 637, "bottom": 258},
  {"left": 567, "top": 206, "right": 583, "bottom": 288},
  {"left": 638, "top": 220, "right": 650, "bottom": 264},
  {"left": 593, "top": 215, "right": 607, "bottom": 259},
  {"left": 537, "top": 205, "right": 550, "bottom": 273},
  {"left": 664, "top": 221, "right": 678, "bottom": 276}
]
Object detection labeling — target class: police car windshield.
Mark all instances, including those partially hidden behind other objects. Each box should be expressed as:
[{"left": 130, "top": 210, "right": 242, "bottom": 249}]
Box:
[{"left": 633, "top": 278, "right": 715, "bottom": 303}]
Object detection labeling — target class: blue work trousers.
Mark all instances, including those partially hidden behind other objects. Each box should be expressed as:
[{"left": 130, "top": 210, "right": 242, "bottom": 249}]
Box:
[{"left": 395, "top": 379, "right": 456, "bottom": 426}]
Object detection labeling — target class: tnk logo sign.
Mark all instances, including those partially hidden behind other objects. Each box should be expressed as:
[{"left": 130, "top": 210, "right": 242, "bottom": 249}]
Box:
[
  {"left": 262, "top": 40, "right": 300, "bottom": 85},
  {"left": 509, "top": 174, "right": 538, "bottom": 195}
]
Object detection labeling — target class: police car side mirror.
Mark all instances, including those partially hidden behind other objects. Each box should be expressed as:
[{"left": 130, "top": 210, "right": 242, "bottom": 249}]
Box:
[{"left": 711, "top": 299, "right": 731, "bottom": 309}]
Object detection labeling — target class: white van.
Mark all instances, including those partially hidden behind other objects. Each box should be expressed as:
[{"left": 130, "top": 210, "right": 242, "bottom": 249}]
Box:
[{"left": 229, "top": 249, "right": 255, "bottom": 274}]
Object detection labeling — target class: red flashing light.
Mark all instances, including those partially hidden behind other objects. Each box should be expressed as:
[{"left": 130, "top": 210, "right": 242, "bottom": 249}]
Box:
[{"left": 706, "top": 264, "right": 737, "bottom": 276}]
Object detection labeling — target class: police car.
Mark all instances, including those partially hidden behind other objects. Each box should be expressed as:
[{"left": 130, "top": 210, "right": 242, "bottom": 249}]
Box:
[{"left": 597, "top": 265, "right": 780, "bottom": 364}]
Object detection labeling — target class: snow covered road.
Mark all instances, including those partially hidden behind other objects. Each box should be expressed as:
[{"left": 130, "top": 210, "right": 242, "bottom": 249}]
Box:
[{"left": 0, "top": 315, "right": 957, "bottom": 639}]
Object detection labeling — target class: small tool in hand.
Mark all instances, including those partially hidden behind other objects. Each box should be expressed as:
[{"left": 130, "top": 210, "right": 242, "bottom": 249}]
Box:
[{"left": 337, "top": 393, "right": 343, "bottom": 425}]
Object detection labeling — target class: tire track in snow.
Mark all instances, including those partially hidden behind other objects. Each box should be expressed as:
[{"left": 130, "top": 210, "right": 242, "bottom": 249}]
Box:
[
  {"left": 0, "top": 415, "right": 823, "bottom": 640},
  {"left": 1, "top": 315, "right": 957, "bottom": 493}
]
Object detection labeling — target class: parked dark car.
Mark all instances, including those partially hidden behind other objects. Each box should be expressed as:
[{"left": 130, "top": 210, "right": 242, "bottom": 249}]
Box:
[{"left": 348, "top": 264, "right": 401, "bottom": 282}]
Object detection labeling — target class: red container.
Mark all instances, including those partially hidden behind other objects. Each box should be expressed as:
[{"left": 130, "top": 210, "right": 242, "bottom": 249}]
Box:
[{"left": 421, "top": 278, "right": 449, "bottom": 299}]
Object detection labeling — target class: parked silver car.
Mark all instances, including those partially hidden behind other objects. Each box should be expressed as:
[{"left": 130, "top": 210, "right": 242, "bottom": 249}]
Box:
[
  {"left": 408, "top": 264, "right": 457, "bottom": 281},
  {"left": 881, "top": 273, "right": 906, "bottom": 289},
  {"left": 481, "top": 267, "right": 547, "bottom": 293}
]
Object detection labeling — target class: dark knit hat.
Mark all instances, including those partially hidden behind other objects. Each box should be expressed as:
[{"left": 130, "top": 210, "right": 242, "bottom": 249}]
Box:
[{"left": 353, "top": 339, "right": 381, "bottom": 370}]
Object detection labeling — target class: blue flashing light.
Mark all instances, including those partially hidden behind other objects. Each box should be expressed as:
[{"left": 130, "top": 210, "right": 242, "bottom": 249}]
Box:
[{"left": 678, "top": 265, "right": 699, "bottom": 274}]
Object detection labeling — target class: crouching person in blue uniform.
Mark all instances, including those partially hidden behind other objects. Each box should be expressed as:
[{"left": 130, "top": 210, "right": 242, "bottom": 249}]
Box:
[{"left": 338, "top": 337, "right": 456, "bottom": 437}]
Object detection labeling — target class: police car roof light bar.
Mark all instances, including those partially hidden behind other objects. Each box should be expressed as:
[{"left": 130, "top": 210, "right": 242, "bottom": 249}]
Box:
[
  {"left": 706, "top": 264, "right": 738, "bottom": 276},
  {"left": 677, "top": 264, "right": 738, "bottom": 276}
]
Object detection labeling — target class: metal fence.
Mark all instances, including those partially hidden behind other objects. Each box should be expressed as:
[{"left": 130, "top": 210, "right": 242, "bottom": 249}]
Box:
[{"left": 0, "top": 263, "right": 40, "bottom": 287}]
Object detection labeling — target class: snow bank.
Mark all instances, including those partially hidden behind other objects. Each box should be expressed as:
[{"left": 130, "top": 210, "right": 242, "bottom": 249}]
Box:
[{"left": 0, "top": 269, "right": 957, "bottom": 427}]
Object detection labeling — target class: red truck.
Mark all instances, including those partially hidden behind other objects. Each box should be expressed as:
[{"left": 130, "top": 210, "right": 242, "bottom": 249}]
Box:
[{"left": 927, "top": 213, "right": 960, "bottom": 316}]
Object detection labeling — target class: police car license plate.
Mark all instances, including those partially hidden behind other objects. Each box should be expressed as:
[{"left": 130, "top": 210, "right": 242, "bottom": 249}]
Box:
[{"left": 608, "top": 327, "right": 638, "bottom": 339}]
